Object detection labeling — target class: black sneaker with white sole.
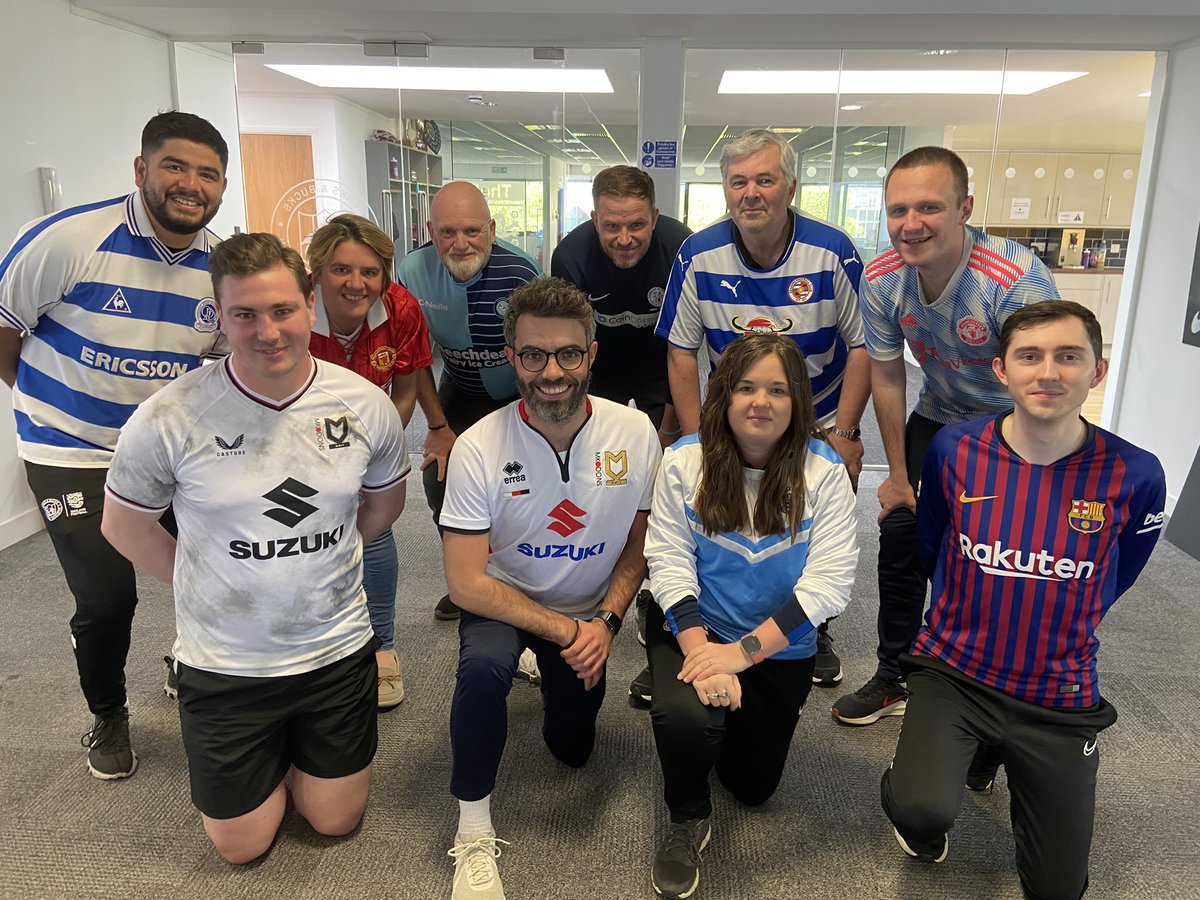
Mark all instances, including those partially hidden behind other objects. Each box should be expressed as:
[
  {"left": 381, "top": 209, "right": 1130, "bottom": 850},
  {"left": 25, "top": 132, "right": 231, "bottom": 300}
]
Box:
[
  {"left": 812, "top": 628, "right": 843, "bottom": 686},
  {"left": 652, "top": 818, "right": 711, "bottom": 899},
  {"left": 629, "top": 665, "right": 652, "bottom": 709},
  {"left": 894, "top": 826, "right": 948, "bottom": 863},
  {"left": 831, "top": 675, "right": 910, "bottom": 725},
  {"left": 163, "top": 655, "right": 178, "bottom": 700},
  {"left": 81, "top": 708, "right": 137, "bottom": 780}
]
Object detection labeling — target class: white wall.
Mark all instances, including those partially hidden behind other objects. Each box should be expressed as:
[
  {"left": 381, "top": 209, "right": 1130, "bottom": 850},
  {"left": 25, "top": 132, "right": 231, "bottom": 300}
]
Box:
[
  {"left": 236, "top": 92, "right": 397, "bottom": 224},
  {"left": 0, "top": 0, "right": 177, "bottom": 548},
  {"left": 172, "top": 42, "right": 248, "bottom": 238},
  {"left": 1107, "top": 43, "right": 1200, "bottom": 514}
]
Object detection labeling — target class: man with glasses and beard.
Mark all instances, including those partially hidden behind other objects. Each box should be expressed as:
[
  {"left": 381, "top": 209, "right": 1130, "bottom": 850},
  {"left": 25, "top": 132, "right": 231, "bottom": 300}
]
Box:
[
  {"left": 398, "top": 181, "right": 541, "bottom": 621},
  {"left": 0, "top": 111, "right": 229, "bottom": 781},
  {"left": 437, "top": 277, "right": 660, "bottom": 900}
]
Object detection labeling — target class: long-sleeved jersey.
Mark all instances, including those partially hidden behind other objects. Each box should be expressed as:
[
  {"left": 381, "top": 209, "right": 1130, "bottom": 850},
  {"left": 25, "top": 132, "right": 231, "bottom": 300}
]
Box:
[
  {"left": 645, "top": 434, "right": 858, "bottom": 659},
  {"left": 915, "top": 414, "right": 1166, "bottom": 708}
]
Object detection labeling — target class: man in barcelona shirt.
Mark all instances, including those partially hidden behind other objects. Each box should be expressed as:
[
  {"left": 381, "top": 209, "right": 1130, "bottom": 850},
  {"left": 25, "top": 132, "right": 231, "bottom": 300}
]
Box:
[
  {"left": 833, "top": 146, "right": 1061, "bottom": 732},
  {"left": 880, "top": 301, "right": 1166, "bottom": 900},
  {"left": 101, "top": 233, "right": 408, "bottom": 864}
]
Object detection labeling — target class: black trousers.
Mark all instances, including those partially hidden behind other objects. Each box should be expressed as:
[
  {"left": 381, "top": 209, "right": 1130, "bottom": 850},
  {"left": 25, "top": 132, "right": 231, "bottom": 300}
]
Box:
[
  {"left": 24, "top": 461, "right": 176, "bottom": 717},
  {"left": 875, "top": 412, "right": 945, "bottom": 680},
  {"left": 449, "top": 611, "right": 606, "bottom": 801},
  {"left": 881, "top": 660, "right": 1118, "bottom": 900},
  {"left": 422, "top": 377, "right": 515, "bottom": 526},
  {"left": 646, "top": 602, "right": 815, "bottom": 822}
]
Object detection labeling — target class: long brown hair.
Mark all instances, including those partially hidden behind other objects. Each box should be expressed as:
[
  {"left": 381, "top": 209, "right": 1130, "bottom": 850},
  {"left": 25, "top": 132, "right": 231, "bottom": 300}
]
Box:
[{"left": 693, "top": 334, "right": 820, "bottom": 539}]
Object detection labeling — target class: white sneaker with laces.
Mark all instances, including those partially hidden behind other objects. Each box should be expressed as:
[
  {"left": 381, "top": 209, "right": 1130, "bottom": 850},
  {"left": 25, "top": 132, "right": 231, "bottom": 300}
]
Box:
[
  {"left": 515, "top": 649, "right": 541, "bottom": 686},
  {"left": 449, "top": 832, "right": 509, "bottom": 899}
]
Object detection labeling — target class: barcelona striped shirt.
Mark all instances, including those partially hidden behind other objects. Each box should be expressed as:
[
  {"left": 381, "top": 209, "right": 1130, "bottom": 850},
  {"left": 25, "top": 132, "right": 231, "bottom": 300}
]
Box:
[{"left": 915, "top": 414, "right": 1166, "bottom": 708}]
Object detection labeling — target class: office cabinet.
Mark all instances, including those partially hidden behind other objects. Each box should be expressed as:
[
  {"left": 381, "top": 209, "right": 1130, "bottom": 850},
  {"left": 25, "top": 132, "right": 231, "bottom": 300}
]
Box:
[
  {"left": 1053, "top": 271, "right": 1121, "bottom": 348},
  {"left": 1054, "top": 153, "right": 1108, "bottom": 226},
  {"left": 995, "top": 152, "right": 1057, "bottom": 225},
  {"left": 365, "top": 139, "right": 444, "bottom": 277},
  {"left": 972, "top": 151, "right": 1140, "bottom": 227},
  {"left": 1102, "top": 154, "right": 1140, "bottom": 225}
]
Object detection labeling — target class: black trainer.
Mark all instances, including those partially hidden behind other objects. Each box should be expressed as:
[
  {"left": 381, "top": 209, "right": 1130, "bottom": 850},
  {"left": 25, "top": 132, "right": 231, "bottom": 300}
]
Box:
[
  {"left": 812, "top": 628, "right": 843, "bottom": 686},
  {"left": 163, "top": 655, "right": 178, "bottom": 700},
  {"left": 629, "top": 665, "right": 652, "bottom": 709},
  {"left": 831, "top": 675, "right": 910, "bottom": 725},
  {"left": 434, "top": 593, "right": 462, "bottom": 621},
  {"left": 81, "top": 708, "right": 137, "bottom": 780},
  {"left": 652, "top": 818, "right": 711, "bottom": 899},
  {"left": 966, "top": 752, "right": 1001, "bottom": 792},
  {"left": 894, "top": 826, "right": 949, "bottom": 863}
]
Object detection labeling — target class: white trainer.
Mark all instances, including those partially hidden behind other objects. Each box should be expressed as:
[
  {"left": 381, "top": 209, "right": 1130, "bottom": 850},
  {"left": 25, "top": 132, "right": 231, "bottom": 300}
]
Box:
[
  {"left": 449, "top": 832, "right": 509, "bottom": 899},
  {"left": 515, "top": 648, "right": 541, "bottom": 686}
]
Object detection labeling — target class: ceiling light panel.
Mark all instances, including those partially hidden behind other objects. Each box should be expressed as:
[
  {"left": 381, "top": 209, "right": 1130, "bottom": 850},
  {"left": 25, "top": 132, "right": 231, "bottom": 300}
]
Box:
[
  {"left": 719, "top": 70, "right": 1086, "bottom": 96},
  {"left": 270, "top": 64, "right": 613, "bottom": 93}
]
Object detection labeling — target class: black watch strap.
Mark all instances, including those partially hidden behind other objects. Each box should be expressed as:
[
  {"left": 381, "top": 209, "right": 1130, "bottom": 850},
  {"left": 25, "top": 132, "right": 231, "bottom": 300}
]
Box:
[{"left": 597, "top": 610, "right": 622, "bottom": 636}]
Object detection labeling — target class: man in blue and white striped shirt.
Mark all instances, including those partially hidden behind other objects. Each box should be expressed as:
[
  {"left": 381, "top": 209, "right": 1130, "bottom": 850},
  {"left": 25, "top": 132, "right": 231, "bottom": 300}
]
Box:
[{"left": 0, "top": 111, "right": 229, "bottom": 781}]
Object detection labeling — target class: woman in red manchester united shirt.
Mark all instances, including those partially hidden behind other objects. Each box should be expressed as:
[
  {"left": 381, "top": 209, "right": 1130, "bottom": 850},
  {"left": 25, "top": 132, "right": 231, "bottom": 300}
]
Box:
[{"left": 307, "top": 214, "right": 432, "bottom": 710}]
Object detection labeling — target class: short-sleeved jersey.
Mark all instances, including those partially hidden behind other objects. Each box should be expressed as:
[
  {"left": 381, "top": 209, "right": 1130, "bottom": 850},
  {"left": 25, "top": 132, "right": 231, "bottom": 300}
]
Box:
[
  {"left": 0, "top": 192, "right": 225, "bottom": 466},
  {"left": 105, "top": 357, "right": 410, "bottom": 678},
  {"left": 654, "top": 210, "right": 866, "bottom": 424},
  {"left": 861, "top": 226, "right": 1060, "bottom": 424},
  {"left": 551, "top": 216, "right": 691, "bottom": 390},
  {"left": 914, "top": 414, "right": 1166, "bottom": 708},
  {"left": 645, "top": 434, "right": 858, "bottom": 659},
  {"left": 439, "top": 396, "right": 660, "bottom": 617},
  {"left": 309, "top": 281, "right": 432, "bottom": 393},
  {"left": 397, "top": 239, "right": 540, "bottom": 401}
]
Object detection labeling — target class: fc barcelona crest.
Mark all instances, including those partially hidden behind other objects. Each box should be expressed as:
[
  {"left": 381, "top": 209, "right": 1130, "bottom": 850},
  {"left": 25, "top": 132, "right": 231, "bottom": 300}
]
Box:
[{"left": 1068, "top": 499, "right": 1106, "bottom": 535}]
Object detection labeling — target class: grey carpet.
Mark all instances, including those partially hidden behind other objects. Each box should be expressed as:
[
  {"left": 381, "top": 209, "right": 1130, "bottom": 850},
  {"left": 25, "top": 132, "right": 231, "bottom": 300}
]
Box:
[{"left": 1, "top": 375, "right": 1197, "bottom": 899}]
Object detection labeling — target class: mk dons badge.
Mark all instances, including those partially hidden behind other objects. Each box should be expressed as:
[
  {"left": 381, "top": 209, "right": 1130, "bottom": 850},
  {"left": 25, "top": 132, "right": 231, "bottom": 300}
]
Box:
[
  {"left": 603, "top": 450, "right": 629, "bottom": 486},
  {"left": 1068, "top": 499, "right": 1106, "bottom": 535}
]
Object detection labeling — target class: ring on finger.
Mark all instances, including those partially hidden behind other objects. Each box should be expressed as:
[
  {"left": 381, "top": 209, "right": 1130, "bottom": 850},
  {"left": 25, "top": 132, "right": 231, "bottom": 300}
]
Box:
[
  {"left": 719, "top": 689, "right": 730, "bottom": 699},
  {"left": 706, "top": 692, "right": 720, "bottom": 701}
]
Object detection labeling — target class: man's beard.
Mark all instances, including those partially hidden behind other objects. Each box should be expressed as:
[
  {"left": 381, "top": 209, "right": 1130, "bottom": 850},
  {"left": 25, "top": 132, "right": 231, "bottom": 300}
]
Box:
[
  {"left": 441, "top": 245, "right": 491, "bottom": 282},
  {"left": 141, "top": 184, "right": 219, "bottom": 237},
  {"left": 518, "top": 371, "right": 589, "bottom": 425}
]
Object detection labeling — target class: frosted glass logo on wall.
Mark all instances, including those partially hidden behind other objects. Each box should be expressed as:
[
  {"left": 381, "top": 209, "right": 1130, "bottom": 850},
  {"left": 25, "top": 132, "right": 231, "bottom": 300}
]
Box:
[{"left": 270, "top": 180, "right": 373, "bottom": 256}]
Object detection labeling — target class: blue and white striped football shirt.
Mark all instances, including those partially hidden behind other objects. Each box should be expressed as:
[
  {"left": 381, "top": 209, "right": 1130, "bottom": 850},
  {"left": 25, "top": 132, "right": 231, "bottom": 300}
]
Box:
[{"left": 0, "top": 192, "right": 224, "bottom": 466}]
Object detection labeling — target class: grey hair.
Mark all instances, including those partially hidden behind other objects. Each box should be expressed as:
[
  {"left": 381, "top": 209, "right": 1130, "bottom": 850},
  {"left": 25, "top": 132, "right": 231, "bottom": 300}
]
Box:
[{"left": 719, "top": 128, "right": 797, "bottom": 184}]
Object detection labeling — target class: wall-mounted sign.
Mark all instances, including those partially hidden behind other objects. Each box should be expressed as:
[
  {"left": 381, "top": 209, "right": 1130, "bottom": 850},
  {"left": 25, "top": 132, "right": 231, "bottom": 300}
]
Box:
[
  {"left": 1009, "top": 197, "right": 1031, "bottom": 220},
  {"left": 1058, "top": 210, "right": 1086, "bottom": 224},
  {"left": 640, "top": 140, "right": 678, "bottom": 170}
]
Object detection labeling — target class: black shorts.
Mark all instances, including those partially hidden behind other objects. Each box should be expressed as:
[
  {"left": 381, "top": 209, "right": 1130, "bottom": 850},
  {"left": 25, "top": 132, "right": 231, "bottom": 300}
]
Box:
[{"left": 177, "top": 640, "right": 379, "bottom": 820}]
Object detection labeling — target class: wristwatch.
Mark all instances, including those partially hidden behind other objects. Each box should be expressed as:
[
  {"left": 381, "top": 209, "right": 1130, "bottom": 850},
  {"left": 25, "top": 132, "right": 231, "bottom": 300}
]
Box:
[
  {"left": 739, "top": 634, "right": 763, "bottom": 664},
  {"left": 597, "top": 610, "right": 622, "bottom": 636},
  {"left": 828, "top": 426, "right": 862, "bottom": 441}
]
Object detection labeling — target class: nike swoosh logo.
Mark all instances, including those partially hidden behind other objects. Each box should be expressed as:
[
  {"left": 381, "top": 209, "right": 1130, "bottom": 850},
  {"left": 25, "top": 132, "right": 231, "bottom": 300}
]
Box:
[
  {"left": 588, "top": 293, "right": 609, "bottom": 303},
  {"left": 1083, "top": 739, "right": 1098, "bottom": 756},
  {"left": 1191, "top": 310, "right": 1200, "bottom": 334},
  {"left": 959, "top": 491, "right": 999, "bottom": 504}
]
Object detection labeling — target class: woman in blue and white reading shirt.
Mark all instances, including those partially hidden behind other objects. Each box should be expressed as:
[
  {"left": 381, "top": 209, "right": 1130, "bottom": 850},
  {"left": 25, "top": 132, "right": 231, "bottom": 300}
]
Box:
[{"left": 643, "top": 333, "right": 858, "bottom": 900}]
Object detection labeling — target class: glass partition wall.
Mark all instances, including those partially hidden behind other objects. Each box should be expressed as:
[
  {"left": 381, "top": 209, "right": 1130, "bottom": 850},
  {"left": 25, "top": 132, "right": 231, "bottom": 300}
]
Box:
[
  {"left": 232, "top": 44, "right": 639, "bottom": 275},
  {"left": 231, "top": 42, "right": 1153, "bottom": 445}
]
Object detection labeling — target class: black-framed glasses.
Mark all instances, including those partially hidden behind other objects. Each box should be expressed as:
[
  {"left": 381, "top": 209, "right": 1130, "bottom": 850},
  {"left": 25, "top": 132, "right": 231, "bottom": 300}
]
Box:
[{"left": 511, "top": 346, "right": 587, "bottom": 372}]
